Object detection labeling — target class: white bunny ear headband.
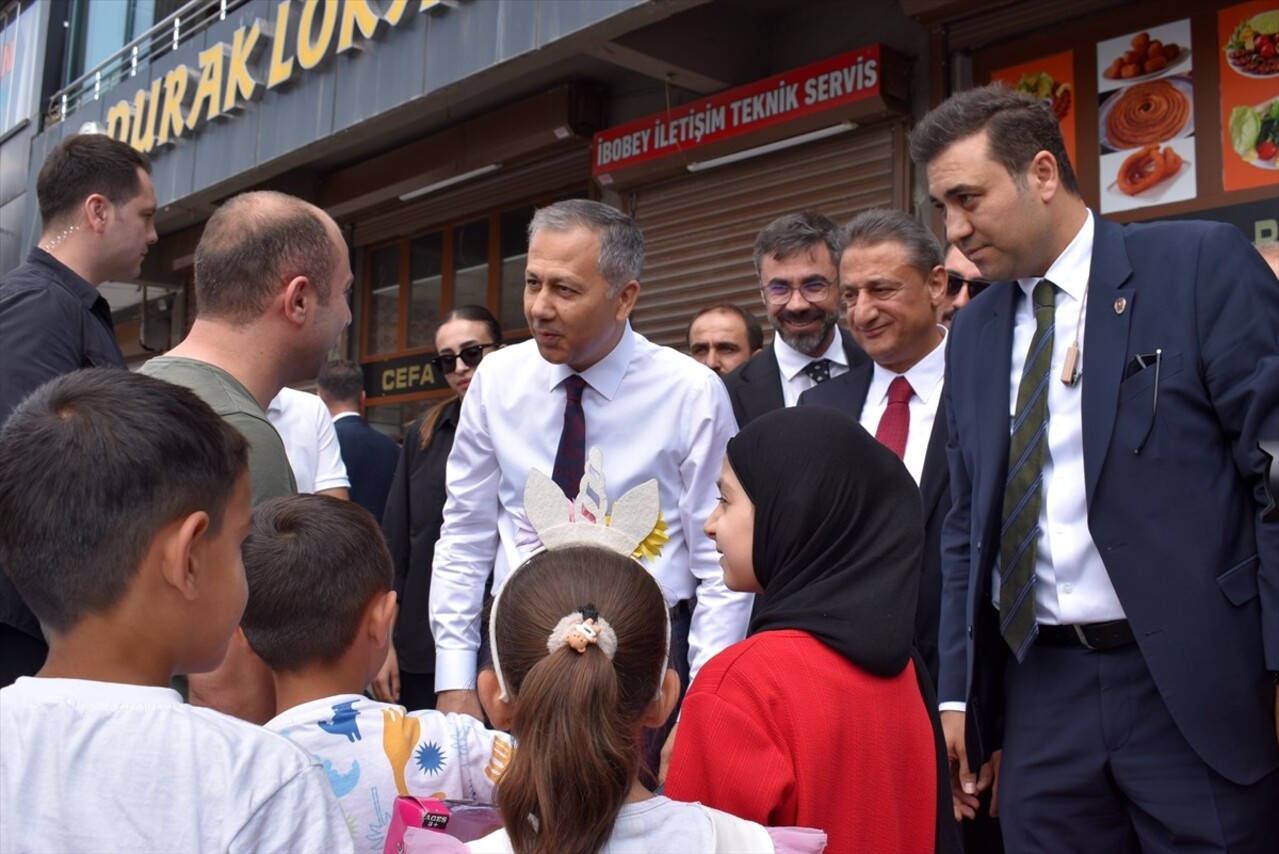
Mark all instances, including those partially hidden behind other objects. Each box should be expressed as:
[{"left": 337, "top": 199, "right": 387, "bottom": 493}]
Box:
[{"left": 490, "top": 447, "right": 672, "bottom": 703}]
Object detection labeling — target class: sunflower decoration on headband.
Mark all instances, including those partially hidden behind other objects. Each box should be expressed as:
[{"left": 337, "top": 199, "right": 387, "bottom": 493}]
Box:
[{"left": 523, "top": 447, "right": 668, "bottom": 562}]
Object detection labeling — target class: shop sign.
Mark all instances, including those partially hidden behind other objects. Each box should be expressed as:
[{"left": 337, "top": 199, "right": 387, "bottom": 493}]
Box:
[
  {"left": 104, "top": 0, "right": 456, "bottom": 153},
  {"left": 592, "top": 45, "right": 883, "bottom": 179},
  {"left": 362, "top": 351, "right": 448, "bottom": 400}
]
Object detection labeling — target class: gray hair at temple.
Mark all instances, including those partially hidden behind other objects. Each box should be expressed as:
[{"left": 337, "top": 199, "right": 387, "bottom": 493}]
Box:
[
  {"left": 841, "top": 209, "right": 943, "bottom": 277},
  {"left": 527, "top": 200, "right": 644, "bottom": 297},
  {"left": 752, "top": 211, "right": 842, "bottom": 279}
]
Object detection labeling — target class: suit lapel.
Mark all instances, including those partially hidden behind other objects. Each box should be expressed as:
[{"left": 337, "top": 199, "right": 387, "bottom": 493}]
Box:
[
  {"left": 920, "top": 394, "right": 948, "bottom": 518},
  {"left": 974, "top": 284, "right": 1017, "bottom": 546},
  {"left": 846, "top": 362, "right": 873, "bottom": 413},
  {"left": 739, "top": 347, "right": 785, "bottom": 419},
  {"left": 1081, "top": 216, "right": 1135, "bottom": 506}
]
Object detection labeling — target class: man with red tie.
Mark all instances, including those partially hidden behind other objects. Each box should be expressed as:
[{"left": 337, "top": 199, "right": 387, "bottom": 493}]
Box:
[
  {"left": 800, "top": 207, "right": 948, "bottom": 684},
  {"left": 801, "top": 208, "right": 1002, "bottom": 849}
]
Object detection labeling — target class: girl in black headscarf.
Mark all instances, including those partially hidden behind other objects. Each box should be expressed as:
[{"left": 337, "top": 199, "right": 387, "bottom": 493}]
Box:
[{"left": 665, "top": 406, "right": 955, "bottom": 854}]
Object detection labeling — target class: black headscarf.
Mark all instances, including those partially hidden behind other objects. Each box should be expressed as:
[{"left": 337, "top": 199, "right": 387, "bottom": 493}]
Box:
[{"left": 726, "top": 406, "right": 923, "bottom": 677}]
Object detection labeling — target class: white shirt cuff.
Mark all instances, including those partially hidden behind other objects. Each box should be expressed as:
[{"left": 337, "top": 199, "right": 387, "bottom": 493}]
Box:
[
  {"left": 434, "top": 649, "right": 479, "bottom": 693},
  {"left": 939, "top": 701, "right": 967, "bottom": 713}
]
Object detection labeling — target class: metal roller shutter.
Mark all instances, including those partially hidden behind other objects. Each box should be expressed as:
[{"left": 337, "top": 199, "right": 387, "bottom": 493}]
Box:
[{"left": 629, "top": 120, "right": 908, "bottom": 350}]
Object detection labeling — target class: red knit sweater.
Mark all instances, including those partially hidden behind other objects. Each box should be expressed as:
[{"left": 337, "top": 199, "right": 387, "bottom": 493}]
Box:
[{"left": 666, "top": 630, "right": 936, "bottom": 854}]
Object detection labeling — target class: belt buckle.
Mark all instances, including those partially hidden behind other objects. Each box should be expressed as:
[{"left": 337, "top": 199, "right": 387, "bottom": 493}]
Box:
[{"left": 1072, "top": 624, "right": 1096, "bottom": 650}]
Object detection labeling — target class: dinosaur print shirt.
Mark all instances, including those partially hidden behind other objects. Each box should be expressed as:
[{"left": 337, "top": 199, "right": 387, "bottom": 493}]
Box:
[{"left": 266, "top": 694, "right": 510, "bottom": 854}]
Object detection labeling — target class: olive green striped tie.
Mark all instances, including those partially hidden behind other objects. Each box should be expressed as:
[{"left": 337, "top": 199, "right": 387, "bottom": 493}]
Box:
[{"left": 999, "top": 279, "right": 1056, "bottom": 661}]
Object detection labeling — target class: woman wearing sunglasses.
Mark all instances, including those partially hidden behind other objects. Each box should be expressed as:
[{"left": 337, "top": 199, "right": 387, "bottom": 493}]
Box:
[{"left": 376, "top": 305, "right": 503, "bottom": 711}]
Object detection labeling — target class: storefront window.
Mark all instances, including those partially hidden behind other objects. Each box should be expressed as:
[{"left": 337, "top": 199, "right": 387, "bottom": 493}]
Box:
[
  {"left": 452, "top": 218, "right": 490, "bottom": 310},
  {"left": 366, "top": 245, "right": 400, "bottom": 356},
  {"left": 408, "top": 232, "right": 443, "bottom": 349},
  {"left": 498, "top": 205, "right": 535, "bottom": 333}
]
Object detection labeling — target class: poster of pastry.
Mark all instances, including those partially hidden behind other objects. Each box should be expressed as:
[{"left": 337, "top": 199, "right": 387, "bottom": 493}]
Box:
[
  {"left": 990, "top": 52, "right": 1076, "bottom": 169},
  {"left": 1097, "top": 20, "right": 1196, "bottom": 213},
  {"left": 1218, "top": 1, "right": 1279, "bottom": 192}
]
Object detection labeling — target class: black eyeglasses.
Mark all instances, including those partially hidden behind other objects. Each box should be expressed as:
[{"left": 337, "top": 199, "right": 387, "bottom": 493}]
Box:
[
  {"left": 946, "top": 273, "right": 993, "bottom": 299},
  {"left": 762, "top": 280, "right": 833, "bottom": 305},
  {"left": 430, "top": 343, "right": 498, "bottom": 374}
]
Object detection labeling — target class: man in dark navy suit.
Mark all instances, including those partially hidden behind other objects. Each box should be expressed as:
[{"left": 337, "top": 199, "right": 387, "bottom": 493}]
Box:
[
  {"left": 913, "top": 84, "right": 1279, "bottom": 851},
  {"left": 317, "top": 360, "right": 399, "bottom": 523},
  {"left": 723, "top": 212, "right": 867, "bottom": 426}
]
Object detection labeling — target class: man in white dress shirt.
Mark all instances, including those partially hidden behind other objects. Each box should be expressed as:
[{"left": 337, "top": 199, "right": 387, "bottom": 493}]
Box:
[{"left": 429, "top": 201, "right": 751, "bottom": 748}]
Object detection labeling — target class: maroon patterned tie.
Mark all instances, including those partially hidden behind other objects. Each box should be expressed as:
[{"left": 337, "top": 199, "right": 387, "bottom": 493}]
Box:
[
  {"left": 552, "top": 375, "right": 588, "bottom": 496},
  {"left": 874, "top": 376, "right": 913, "bottom": 459}
]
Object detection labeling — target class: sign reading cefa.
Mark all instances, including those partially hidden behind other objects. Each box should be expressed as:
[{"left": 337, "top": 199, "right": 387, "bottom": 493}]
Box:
[
  {"left": 592, "top": 45, "right": 882, "bottom": 177},
  {"left": 362, "top": 352, "right": 449, "bottom": 400},
  {"left": 104, "top": 0, "right": 457, "bottom": 153}
]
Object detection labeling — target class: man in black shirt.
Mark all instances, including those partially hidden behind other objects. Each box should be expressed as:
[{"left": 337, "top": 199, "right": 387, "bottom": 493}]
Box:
[{"left": 0, "top": 133, "right": 157, "bottom": 685}]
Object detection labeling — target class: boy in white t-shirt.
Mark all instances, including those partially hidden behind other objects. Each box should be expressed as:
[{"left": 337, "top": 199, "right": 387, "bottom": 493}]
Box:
[
  {"left": 0, "top": 369, "right": 352, "bottom": 853},
  {"left": 242, "top": 494, "right": 510, "bottom": 854}
]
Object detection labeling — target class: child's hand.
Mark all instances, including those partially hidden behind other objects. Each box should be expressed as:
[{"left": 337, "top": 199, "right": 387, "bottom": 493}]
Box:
[{"left": 372, "top": 644, "right": 400, "bottom": 703}]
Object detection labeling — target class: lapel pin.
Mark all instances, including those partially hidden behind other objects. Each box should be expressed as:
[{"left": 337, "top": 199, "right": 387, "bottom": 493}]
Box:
[{"left": 1114, "top": 297, "right": 1127, "bottom": 315}]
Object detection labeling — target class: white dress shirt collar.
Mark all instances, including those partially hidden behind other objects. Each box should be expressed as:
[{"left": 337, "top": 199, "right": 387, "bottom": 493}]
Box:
[
  {"left": 1016, "top": 209, "right": 1093, "bottom": 305},
  {"left": 545, "top": 321, "right": 634, "bottom": 401},
  {"left": 866, "top": 325, "right": 948, "bottom": 406},
  {"left": 773, "top": 328, "right": 848, "bottom": 382}
]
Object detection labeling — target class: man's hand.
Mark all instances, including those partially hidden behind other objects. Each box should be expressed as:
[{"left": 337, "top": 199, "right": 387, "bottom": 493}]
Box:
[
  {"left": 437, "top": 689, "right": 484, "bottom": 721},
  {"left": 989, "top": 749, "right": 1003, "bottom": 818},
  {"left": 371, "top": 645, "right": 400, "bottom": 703},
  {"left": 942, "top": 709, "right": 990, "bottom": 821},
  {"left": 657, "top": 722, "right": 679, "bottom": 786}
]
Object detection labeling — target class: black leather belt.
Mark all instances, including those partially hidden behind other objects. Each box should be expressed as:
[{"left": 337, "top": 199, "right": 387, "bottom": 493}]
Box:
[{"left": 1036, "top": 619, "right": 1135, "bottom": 650}]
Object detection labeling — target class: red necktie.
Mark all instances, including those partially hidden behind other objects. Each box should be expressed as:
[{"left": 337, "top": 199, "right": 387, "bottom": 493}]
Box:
[
  {"left": 874, "top": 376, "right": 913, "bottom": 459},
  {"left": 552, "top": 375, "right": 588, "bottom": 496}
]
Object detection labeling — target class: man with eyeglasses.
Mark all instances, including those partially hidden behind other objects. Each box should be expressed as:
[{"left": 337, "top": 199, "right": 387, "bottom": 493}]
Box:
[
  {"left": 938, "top": 244, "right": 990, "bottom": 326},
  {"left": 722, "top": 212, "right": 868, "bottom": 426}
]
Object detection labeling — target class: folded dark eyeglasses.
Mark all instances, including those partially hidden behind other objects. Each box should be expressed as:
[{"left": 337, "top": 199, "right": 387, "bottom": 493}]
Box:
[
  {"left": 430, "top": 343, "right": 497, "bottom": 374},
  {"left": 946, "top": 272, "right": 993, "bottom": 299}
]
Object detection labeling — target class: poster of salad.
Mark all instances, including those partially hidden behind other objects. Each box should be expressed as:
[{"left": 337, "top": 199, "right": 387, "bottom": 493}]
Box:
[
  {"left": 1219, "top": 1, "right": 1279, "bottom": 192},
  {"left": 990, "top": 52, "right": 1076, "bottom": 169}
]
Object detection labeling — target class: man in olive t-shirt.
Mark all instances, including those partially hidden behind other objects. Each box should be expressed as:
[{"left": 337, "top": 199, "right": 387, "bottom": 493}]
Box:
[{"left": 139, "top": 191, "right": 352, "bottom": 723}]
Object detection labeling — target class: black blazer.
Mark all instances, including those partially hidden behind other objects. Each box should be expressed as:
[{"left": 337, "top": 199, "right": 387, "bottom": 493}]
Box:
[
  {"left": 723, "top": 327, "right": 868, "bottom": 427},
  {"left": 333, "top": 413, "right": 400, "bottom": 524},
  {"left": 799, "top": 363, "right": 950, "bottom": 688}
]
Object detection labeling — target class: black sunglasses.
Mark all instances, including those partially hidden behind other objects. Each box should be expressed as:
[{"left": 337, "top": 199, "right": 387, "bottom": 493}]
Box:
[
  {"left": 430, "top": 343, "right": 498, "bottom": 374},
  {"left": 946, "top": 272, "right": 993, "bottom": 299}
]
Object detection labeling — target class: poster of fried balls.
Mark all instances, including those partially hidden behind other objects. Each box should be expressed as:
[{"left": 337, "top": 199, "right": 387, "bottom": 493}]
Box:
[
  {"left": 1096, "top": 19, "right": 1197, "bottom": 213},
  {"left": 1218, "top": 0, "right": 1279, "bottom": 192}
]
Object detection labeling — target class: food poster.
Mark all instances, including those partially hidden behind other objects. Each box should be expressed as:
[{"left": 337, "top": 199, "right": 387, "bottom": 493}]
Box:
[
  {"left": 991, "top": 52, "right": 1077, "bottom": 169},
  {"left": 1219, "top": 1, "right": 1279, "bottom": 191},
  {"left": 1097, "top": 20, "right": 1196, "bottom": 213}
]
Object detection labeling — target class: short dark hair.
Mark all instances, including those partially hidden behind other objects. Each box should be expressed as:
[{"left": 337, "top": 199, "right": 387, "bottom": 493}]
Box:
[
  {"left": 753, "top": 211, "right": 842, "bottom": 278},
  {"left": 194, "top": 191, "right": 338, "bottom": 324},
  {"left": 528, "top": 200, "right": 644, "bottom": 297},
  {"left": 686, "top": 303, "right": 764, "bottom": 352},
  {"left": 841, "top": 209, "right": 943, "bottom": 276},
  {"left": 37, "top": 133, "right": 152, "bottom": 229},
  {"left": 908, "top": 84, "right": 1081, "bottom": 197},
  {"left": 316, "top": 360, "right": 363, "bottom": 405},
  {"left": 0, "top": 369, "right": 248, "bottom": 633},
  {"left": 240, "top": 495, "right": 392, "bottom": 671}
]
